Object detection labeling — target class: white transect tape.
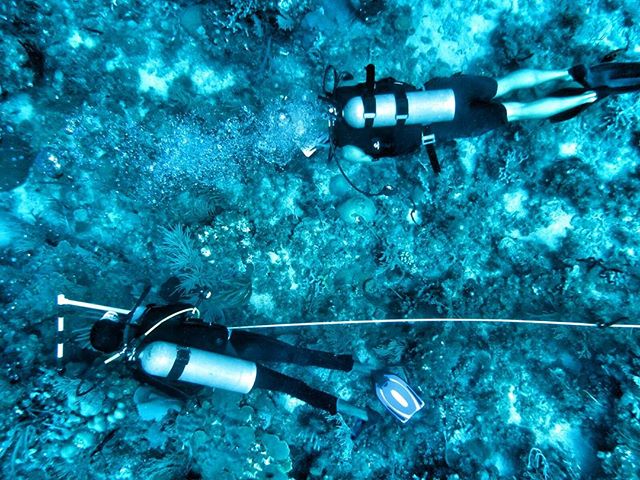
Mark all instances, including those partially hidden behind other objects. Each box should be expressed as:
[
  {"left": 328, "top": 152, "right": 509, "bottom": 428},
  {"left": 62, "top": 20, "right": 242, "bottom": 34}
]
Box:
[
  {"left": 230, "top": 317, "right": 640, "bottom": 330},
  {"left": 104, "top": 348, "right": 127, "bottom": 364},
  {"left": 57, "top": 294, "right": 130, "bottom": 315},
  {"left": 142, "top": 308, "right": 199, "bottom": 337},
  {"left": 57, "top": 294, "right": 639, "bottom": 331}
]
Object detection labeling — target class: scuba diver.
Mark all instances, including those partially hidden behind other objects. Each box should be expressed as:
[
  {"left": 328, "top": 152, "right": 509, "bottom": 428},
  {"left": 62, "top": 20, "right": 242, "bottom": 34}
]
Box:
[
  {"left": 319, "top": 62, "right": 640, "bottom": 187},
  {"left": 57, "top": 292, "right": 425, "bottom": 427}
]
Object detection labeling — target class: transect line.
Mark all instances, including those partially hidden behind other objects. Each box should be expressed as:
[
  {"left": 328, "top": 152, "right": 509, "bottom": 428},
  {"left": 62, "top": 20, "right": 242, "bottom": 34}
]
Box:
[
  {"left": 229, "top": 318, "right": 640, "bottom": 330},
  {"left": 57, "top": 295, "right": 640, "bottom": 330}
]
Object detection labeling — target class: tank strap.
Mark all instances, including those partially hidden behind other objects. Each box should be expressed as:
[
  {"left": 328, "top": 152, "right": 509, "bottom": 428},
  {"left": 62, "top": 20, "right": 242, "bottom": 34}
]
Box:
[
  {"left": 365, "top": 64, "right": 375, "bottom": 93},
  {"left": 166, "top": 346, "right": 191, "bottom": 380},
  {"left": 395, "top": 90, "right": 409, "bottom": 125},
  {"left": 422, "top": 126, "right": 441, "bottom": 174},
  {"left": 362, "top": 95, "right": 376, "bottom": 128},
  {"left": 362, "top": 64, "right": 377, "bottom": 128}
]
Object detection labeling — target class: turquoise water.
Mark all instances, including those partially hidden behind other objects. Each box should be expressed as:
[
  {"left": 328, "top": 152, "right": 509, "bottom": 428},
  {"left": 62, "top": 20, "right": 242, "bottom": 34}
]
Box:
[{"left": 1, "top": 0, "right": 640, "bottom": 478}]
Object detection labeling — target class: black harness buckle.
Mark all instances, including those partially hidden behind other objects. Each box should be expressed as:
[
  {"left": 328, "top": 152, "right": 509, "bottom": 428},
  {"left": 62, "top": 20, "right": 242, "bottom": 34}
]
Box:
[
  {"left": 421, "top": 132, "right": 436, "bottom": 146},
  {"left": 422, "top": 127, "right": 441, "bottom": 174}
]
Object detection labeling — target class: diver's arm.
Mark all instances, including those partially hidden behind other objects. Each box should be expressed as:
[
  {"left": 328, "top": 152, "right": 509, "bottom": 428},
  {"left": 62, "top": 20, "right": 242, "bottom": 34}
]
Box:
[
  {"left": 341, "top": 145, "right": 375, "bottom": 163},
  {"left": 132, "top": 368, "right": 204, "bottom": 399}
]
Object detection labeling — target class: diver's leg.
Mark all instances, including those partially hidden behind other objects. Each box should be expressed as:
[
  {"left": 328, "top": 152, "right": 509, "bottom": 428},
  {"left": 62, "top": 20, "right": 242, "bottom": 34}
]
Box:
[
  {"left": 495, "top": 69, "right": 572, "bottom": 98},
  {"left": 253, "top": 364, "right": 368, "bottom": 420},
  {"left": 501, "top": 91, "right": 598, "bottom": 121},
  {"left": 229, "top": 330, "right": 355, "bottom": 371},
  {"left": 336, "top": 399, "right": 369, "bottom": 421}
]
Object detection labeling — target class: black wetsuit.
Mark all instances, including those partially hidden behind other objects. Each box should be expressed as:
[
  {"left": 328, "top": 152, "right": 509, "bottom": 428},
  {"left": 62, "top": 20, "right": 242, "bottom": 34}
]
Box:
[
  {"left": 331, "top": 74, "right": 508, "bottom": 158},
  {"left": 424, "top": 74, "right": 508, "bottom": 140},
  {"left": 133, "top": 304, "right": 354, "bottom": 414}
]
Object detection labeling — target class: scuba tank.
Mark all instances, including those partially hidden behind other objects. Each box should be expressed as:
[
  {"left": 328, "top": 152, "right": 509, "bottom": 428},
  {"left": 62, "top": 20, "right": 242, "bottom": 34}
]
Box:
[
  {"left": 342, "top": 89, "right": 455, "bottom": 129},
  {"left": 324, "top": 64, "right": 448, "bottom": 174},
  {"left": 138, "top": 341, "right": 257, "bottom": 394}
]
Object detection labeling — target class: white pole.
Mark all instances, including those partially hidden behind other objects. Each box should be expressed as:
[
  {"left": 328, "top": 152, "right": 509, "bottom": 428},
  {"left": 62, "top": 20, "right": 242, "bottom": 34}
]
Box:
[{"left": 57, "top": 294, "right": 130, "bottom": 315}]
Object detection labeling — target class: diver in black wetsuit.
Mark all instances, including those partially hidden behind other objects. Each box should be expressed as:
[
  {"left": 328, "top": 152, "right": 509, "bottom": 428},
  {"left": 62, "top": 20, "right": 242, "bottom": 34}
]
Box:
[
  {"left": 89, "top": 303, "right": 373, "bottom": 421},
  {"left": 323, "top": 62, "right": 640, "bottom": 176}
]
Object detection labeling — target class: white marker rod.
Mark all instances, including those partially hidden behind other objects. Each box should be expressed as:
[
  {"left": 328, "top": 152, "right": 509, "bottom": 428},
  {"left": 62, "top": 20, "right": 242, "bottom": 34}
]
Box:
[
  {"left": 56, "top": 316, "right": 65, "bottom": 360},
  {"left": 57, "top": 294, "right": 130, "bottom": 315},
  {"left": 229, "top": 317, "right": 640, "bottom": 330}
]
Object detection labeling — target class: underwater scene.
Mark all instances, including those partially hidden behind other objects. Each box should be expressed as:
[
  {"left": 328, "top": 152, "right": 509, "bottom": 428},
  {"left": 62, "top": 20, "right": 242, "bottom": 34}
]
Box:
[{"left": 2, "top": 0, "right": 640, "bottom": 478}]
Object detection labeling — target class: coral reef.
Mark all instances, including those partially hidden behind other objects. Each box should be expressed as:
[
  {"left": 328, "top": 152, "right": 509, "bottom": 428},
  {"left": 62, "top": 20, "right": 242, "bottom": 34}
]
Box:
[{"left": 1, "top": 0, "right": 640, "bottom": 478}]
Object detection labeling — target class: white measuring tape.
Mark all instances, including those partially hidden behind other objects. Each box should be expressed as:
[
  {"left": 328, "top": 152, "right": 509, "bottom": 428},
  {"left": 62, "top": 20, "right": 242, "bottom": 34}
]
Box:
[
  {"left": 227, "top": 317, "right": 640, "bottom": 330},
  {"left": 58, "top": 294, "right": 640, "bottom": 331}
]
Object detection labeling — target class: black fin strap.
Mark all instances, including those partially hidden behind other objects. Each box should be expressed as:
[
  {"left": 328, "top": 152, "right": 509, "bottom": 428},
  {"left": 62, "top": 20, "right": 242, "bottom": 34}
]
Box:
[{"left": 166, "top": 346, "right": 190, "bottom": 380}]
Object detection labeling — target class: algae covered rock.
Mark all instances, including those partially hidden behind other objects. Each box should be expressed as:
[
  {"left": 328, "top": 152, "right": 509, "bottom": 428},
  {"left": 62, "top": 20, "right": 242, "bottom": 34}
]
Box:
[{"left": 337, "top": 195, "right": 376, "bottom": 223}]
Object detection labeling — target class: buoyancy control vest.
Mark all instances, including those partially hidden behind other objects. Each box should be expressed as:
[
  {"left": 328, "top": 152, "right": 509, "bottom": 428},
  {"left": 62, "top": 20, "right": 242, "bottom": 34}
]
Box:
[{"left": 326, "top": 64, "right": 456, "bottom": 174}]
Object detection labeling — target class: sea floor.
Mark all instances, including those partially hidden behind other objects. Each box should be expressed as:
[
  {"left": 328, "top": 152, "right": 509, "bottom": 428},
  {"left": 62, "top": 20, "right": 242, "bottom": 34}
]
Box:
[{"left": 1, "top": 0, "right": 640, "bottom": 478}]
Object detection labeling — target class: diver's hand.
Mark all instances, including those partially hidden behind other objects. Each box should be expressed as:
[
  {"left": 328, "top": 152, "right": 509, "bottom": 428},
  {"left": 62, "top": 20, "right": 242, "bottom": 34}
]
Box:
[
  {"left": 341, "top": 145, "right": 374, "bottom": 163},
  {"left": 299, "top": 133, "right": 331, "bottom": 157}
]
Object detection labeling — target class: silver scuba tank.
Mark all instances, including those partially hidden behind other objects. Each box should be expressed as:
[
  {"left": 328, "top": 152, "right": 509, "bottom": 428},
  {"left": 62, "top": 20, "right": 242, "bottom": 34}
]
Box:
[
  {"left": 138, "top": 341, "right": 257, "bottom": 394},
  {"left": 342, "top": 89, "right": 456, "bottom": 129}
]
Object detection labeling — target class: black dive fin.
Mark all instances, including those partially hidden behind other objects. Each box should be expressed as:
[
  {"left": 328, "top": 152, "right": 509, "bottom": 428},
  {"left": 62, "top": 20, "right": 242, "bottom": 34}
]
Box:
[
  {"left": 549, "top": 87, "right": 590, "bottom": 97},
  {"left": 570, "top": 62, "right": 640, "bottom": 95},
  {"left": 547, "top": 88, "right": 596, "bottom": 123},
  {"left": 549, "top": 104, "right": 593, "bottom": 123}
]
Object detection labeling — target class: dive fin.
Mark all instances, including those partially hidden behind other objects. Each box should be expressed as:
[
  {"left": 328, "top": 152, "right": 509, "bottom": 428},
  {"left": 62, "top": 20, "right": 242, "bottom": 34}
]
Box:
[
  {"left": 547, "top": 88, "right": 596, "bottom": 123},
  {"left": 374, "top": 372, "right": 424, "bottom": 423},
  {"left": 549, "top": 104, "right": 592, "bottom": 123},
  {"left": 570, "top": 62, "right": 640, "bottom": 95}
]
